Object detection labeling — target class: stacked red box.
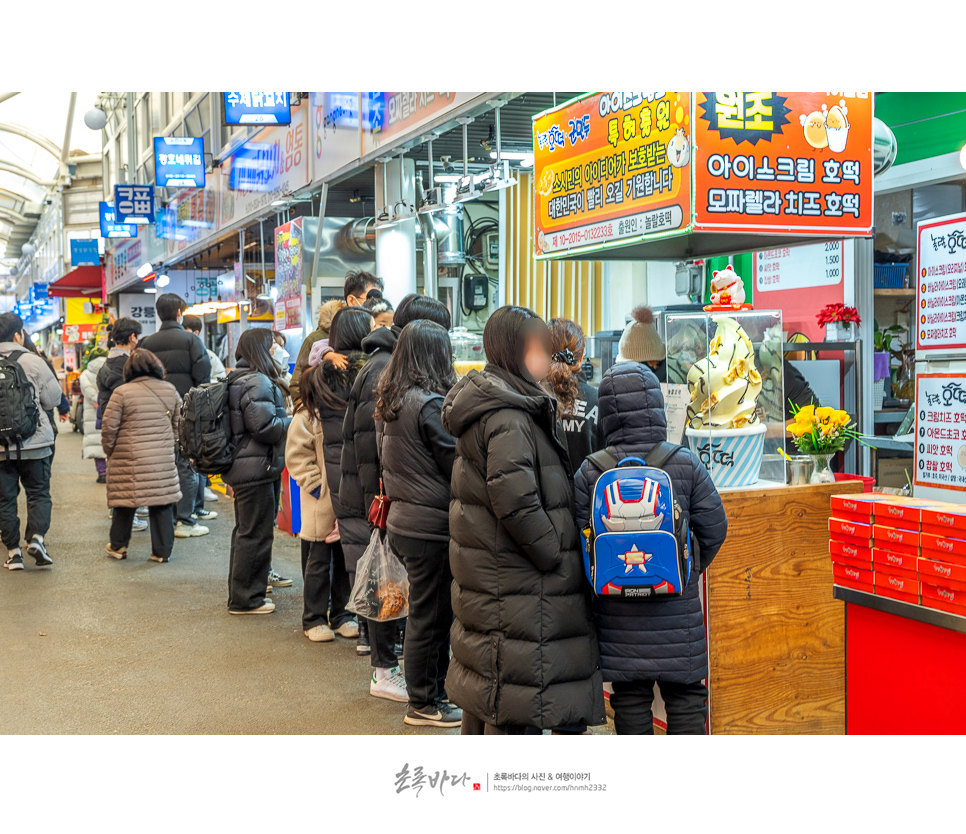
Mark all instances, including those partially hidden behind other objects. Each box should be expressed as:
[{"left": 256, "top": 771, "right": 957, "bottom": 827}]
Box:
[
  {"left": 918, "top": 503, "right": 966, "bottom": 617},
  {"left": 871, "top": 501, "right": 933, "bottom": 604},
  {"left": 829, "top": 494, "right": 885, "bottom": 594}
]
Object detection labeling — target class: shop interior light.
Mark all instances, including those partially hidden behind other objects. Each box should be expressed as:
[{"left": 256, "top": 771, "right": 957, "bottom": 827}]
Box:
[
  {"left": 156, "top": 274, "right": 170, "bottom": 288},
  {"left": 482, "top": 159, "right": 518, "bottom": 194},
  {"left": 136, "top": 262, "right": 154, "bottom": 279},
  {"left": 269, "top": 285, "right": 278, "bottom": 300},
  {"left": 488, "top": 150, "right": 533, "bottom": 161},
  {"left": 144, "top": 287, "right": 157, "bottom": 294},
  {"left": 433, "top": 174, "right": 461, "bottom": 183}
]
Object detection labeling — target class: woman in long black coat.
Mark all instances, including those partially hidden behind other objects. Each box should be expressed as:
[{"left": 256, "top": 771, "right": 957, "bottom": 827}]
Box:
[{"left": 442, "top": 305, "right": 605, "bottom": 735}]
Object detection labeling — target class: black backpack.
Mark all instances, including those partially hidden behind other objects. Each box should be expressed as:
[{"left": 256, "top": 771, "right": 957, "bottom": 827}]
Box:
[
  {"left": 178, "top": 379, "right": 236, "bottom": 474},
  {"left": 0, "top": 352, "right": 39, "bottom": 459}
]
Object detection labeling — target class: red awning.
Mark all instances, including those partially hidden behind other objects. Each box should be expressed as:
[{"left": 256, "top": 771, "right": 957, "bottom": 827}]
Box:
[{"left": 48, "top": 265, "right": 104, "bottom": 298}]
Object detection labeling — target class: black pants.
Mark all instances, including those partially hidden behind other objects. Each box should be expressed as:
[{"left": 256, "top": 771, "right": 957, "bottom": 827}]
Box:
[
  {"left": 610, "top": 679, "right": 709, "bottom": 735},
  {"left": 0, "top": 455, "right": 52, "bottom": 550},
  {"left": 110, "top": 504, "right": 175, "bottom": 560},
  {"left": 301, "top": 538, "right": 352, "bottom": 631},
  {"left": 390, "top": 533, "right": 452, "bottom": 709},
  {"left": 193, "top": 471, "right": 206, "bottom": 515},
  {"left": 461, "top": 711, "right": 541, "bottom": 736},
  {"left": 228, "top": 481, "right": 276, "bottom": 611},
  {"left": 175, "top": 451, "right": 198, "bottom": 525}
]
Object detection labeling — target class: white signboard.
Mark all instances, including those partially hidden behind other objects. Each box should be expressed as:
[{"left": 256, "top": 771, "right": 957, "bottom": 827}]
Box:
[
  {"left": 917, "top": 213, "right": 966, "bottom": 356},
  {"left": 914, "top": 372, "right": 966, "bottom": 494},
  {"left": 754, "top": 240, "right": 843, "bottom": 293},
  {"left": 309, "top": 92, "right": 363, "bottom": 184},
  {"left": 118, "top": 293, "right": 157, "bottom": 335}
]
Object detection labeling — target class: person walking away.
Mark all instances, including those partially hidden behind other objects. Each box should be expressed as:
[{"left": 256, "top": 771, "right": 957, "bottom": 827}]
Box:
[
  {"left": 182, "top": 314, "right": 226, "bottom": 381},
  {"left": 223, "top": 328, "right": 291, "bottom": 615},
  {"left": 0, "top": 313, "right": 65, "bottom": 570},
  {"left": 139, "top": 293, "right": 212, "bottom": 537},
  {"left": 79, "top": 348, "right": 108, "bottom": 482},
  {"left": 339, "top": 295, "right": 451, "bottom": 665},
  {"left": 548, "top": 318, "right": 600, "bottom": 479},
  {"left": 285, "top": 363, "right": 356, "bottom": 643},
  {"left": 442, "top": 306, "right": 606, "bottom": 735},
  {"left": 100, "top": 349, "right": 182, "bottom": 563},
  {"left": 616, "top": 306, "right": 667, "bottom": 382},
  {"left": 574, "top": 363, "right": 728, "bottom": 734},
  {"left": 20, "top": 334, "right": 69, "bottom": 458},
  {"left": 375, "top": 321, "right": 461, "bottom": 727}
]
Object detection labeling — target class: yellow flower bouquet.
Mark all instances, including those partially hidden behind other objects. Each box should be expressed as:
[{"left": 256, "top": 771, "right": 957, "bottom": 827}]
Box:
[{"left": 788, "top": 404, "right": 859, "bottom": 454}]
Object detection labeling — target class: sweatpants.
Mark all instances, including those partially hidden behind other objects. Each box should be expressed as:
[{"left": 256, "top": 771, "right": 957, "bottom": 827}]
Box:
[
  {"left": 110, "top": 504, "right": 175, "bottom": 561},
  {"left": 175, "top": 451, "right": 199, "bottom": 526},
  {"left": 301, "top": 538, "right": 352, "bottom": 631},
  {"left": 95, "top": 458, "right": 107, "bottom": 477},
  {"left": 389, "top": 533, "right": 451, "bottom": 709},
  {"left": 0, "top": 454, "right": 52, "bottom": 551},
  {"left": 609, "top": 679, "right": 709, "bottom": 735},
  {"left": 460, "top": 711, "right": 541, "bottom": 736},
  {"left": 228, "top": 481, "right": 275, "bottom": 611}
]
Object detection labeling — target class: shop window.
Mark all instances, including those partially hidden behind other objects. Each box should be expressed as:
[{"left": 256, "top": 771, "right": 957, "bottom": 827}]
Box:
[{"left": 913, "top": 183, "right": 965, "bottom": 226}]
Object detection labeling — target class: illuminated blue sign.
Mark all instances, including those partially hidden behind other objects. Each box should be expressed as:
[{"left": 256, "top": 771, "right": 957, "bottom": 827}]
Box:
[
  {"left": 70, "top": 239, "right": 99, "bottom": 265},
  {"left": 154, "top": 136, "right": 205, "bottom": 188},
  {"left": 99, "top": 201, "right": 138, "bottom": 238},
  {"left": 229, "top": 143, "right": 281, "bottom": 192},
  {"left": 223, "top": 92, "right": 291, "bottom": 125},
  {"left": 114, "top": 185, "right": 155, "bottom": 225}
]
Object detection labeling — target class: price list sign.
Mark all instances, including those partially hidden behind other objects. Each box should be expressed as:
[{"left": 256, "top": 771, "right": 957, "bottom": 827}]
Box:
[
  {"left": 915, "top": 373, "right": 966, "bottom": 492},
  {"left": 917, "top": 213, "right": 966, "bottom": 355}
]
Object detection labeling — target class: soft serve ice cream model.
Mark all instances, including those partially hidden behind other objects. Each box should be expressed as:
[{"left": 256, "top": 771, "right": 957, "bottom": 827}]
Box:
[{"left": 684, "top": 315, "right": 767, "bottom": 488}]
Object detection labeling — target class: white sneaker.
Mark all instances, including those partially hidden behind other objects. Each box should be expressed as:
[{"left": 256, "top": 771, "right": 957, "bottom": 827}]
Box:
[
  {"left": 228, "top": 599, "right": 275, "bottom": 615},
  {"left": 204, "top": 488, "right": 219, "bottom": 502},
  {"left": 370, "top": 666, "right": 408, "bottom": 703},
  {"left": 132, "top": 517, "right": 148, "bottom": 532},
  {"left": 335, "top": 620, "right": 360, "bottom": 639},
  {"left": 175, "top": 522, "right": 209, "bottom": 538},
  {"left": 304, "top": 625, "right": 335, "bottom": 642}
]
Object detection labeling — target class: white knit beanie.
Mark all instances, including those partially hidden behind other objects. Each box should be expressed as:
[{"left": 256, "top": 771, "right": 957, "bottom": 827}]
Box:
[{"left": 616, "top": 306, "right": 665, "bottom": 363}]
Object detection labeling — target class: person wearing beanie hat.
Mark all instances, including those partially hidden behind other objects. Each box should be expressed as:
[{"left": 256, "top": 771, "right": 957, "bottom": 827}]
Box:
[{"left": 616, "top": 306, "right": 666, "bottom": 381}]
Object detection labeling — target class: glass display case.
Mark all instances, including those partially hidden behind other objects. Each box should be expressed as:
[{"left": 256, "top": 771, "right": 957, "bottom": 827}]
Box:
[
  {"left": 451, "top": 326, "right": 486, "bottom": 376},
  {"left": 663, "top": 309, "right": 785, "bottom": 488}
]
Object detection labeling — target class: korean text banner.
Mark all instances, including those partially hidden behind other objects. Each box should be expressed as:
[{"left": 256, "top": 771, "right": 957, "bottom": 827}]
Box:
[
  {"left": 532, "top": 92, "right": 692, "bottom": 258},
  {"left": 224, "top": 92, "right": 291, "bottom": 125},
  {"left": 917, "top": 213, "right": 966, "bottom": 355},
  {"left": 114, "top": 184, "right": 155, "bottom": 225},
  {"left": 99, "top": 201, "right": 137, "bottom": 239},
  {"left": 693, "top": 92, "right": 873, "bottom": 235},
  {"left": 154, "top": 136, "right": 205, "bottom": 188}
]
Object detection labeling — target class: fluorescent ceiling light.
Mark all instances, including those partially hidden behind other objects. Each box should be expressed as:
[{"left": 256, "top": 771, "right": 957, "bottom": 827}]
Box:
[
  {"left": 488, "top": 150, "right": 533, "bottom": 160},
  {"left": 433, "top": 174, "right": 460, "bottom": 183},
  {"left": 144, "top": 287, "right": 157, "bottom": 294}
]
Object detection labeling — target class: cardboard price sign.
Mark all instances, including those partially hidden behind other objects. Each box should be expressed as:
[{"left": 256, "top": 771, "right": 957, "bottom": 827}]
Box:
[
  {"left": 916, "top": 213, "right": 966, "bottom": 355},
  {"left": 532, "top": 92, "right": 692, "bottom": 258},
  {"left": 915, "top": 373, "right": 966, "bottom": 492},
  {"left": 693, "top": 91, "right": 873, "bottom": 235}
]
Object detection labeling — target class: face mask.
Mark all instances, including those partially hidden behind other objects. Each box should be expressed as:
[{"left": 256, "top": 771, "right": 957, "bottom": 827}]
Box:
[{"left": 273, "top": 346, "right": 290, "bottom": 370}]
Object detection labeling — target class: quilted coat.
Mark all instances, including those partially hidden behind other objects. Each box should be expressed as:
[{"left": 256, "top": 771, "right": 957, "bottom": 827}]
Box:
[
  {"left": 442, "top": 364, "right": 605, "bottom": 730},
  {"left": 317, "top": 353, "right": 366, "bottom": 521},
  {"left": 100, "top": 376, "right": 182, "bottom": 508},
  {"left": 284, "top": 408, "right": 336, "bottom": 542},
  {"left": 80, "top": 355, "right": 106, "bottom": 460},
  {"left": 223, "top": 362, "right": 289, "bottom": 489},
  {"left": 573, "top": 363, "right": 729, "bottom": 684}
]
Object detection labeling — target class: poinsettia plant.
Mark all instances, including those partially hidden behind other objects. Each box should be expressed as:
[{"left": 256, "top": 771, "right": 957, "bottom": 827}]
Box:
[
  {"left": 817, "top": 303, "right": 861, "bottom": 327},
  {"left": 788, "top": 404, "right": 862, "bottom": 454}
]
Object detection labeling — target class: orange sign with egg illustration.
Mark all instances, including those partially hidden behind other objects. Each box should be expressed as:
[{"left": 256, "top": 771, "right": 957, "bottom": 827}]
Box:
[
  {"left": 532, "top": 92, "right": 692, "bottom": 258},
  {"left": 693, "top": 92, "right": 874, "bottom": 235}
]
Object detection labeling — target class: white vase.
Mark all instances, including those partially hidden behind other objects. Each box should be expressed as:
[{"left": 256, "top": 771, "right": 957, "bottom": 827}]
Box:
[{"left": 825, "top": 322, "right": 855, "bottom": 342}]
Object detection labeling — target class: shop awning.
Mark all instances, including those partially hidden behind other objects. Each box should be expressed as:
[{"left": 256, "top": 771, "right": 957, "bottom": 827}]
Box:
[{"left": 48, "top": 265, "right": 104, "bottom": 298}]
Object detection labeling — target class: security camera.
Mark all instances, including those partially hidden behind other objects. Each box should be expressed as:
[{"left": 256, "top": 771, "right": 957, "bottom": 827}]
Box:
[{"left": 84, "top": 107, "right": 107, "bottom": 131}]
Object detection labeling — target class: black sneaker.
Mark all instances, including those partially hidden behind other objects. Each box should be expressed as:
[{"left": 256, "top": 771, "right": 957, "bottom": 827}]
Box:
[
  {"left": 404, "top": 701, "right": 463, "bottom": 728},
  {"left": 27, "top": 537, "right": 52, "bottom": 567},
  {"left": 357, "top": 619, "right": 371, "bottom": 656},
  {"left": 267, "top": 568, "right": 292, "bottom": 587},
  {"left": 4, "top": 550, "right": 23, "bottom": 571}
]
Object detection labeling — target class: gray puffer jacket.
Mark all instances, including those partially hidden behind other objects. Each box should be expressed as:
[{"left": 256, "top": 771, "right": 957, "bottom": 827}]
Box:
[
  {"left": 80, "top": 355, "right": 106, "bottom": 460},
  {"left": 574, "top": 363, "right": 729, "bottom": 685},
  {"left": 0, "top": 342, "right": 63, "bottom": 460}
]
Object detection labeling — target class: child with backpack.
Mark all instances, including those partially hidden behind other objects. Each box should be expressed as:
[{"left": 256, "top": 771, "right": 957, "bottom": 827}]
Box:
[{"left": 573, "top": 363, "right": 728, "bottom": 735}]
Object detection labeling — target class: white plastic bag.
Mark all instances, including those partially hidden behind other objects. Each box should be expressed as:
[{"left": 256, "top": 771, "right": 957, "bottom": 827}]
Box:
[{"left": 347, "top": 528, "right": 410, "bottom": 621}]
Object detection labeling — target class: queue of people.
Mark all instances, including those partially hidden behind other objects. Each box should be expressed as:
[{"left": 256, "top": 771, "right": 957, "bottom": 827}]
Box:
[{"left": 1, "top": 271, "right": 728, "bottom": 736}]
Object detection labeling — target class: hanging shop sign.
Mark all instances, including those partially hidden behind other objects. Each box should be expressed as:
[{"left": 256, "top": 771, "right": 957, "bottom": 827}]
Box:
[
  {"left": 156, "top": 187, "right": 216, "bottom": 243},
  {"left": 275, "top": 218, "right": 303, "bottom": 329},
  {"left": 533, "top": 91, "right": 874, "bottom": 260},
  {"left": 99, "top": 201, "right": 137, "bottom": 239},
  {"left": 533, "top": 92, "right": 692, "bottom": 257},
  {"left": 916, "top": 213, "right": 966, "bottom": 356},
  {"left": 70, "top": 239, "right": 100, "bottom": 266},
  {"left": 309, "top": 92, "right": 363, "bottom": 183},
  {"left": 114, "top": 185, "right": 155, "bottom": 225},
  {"left": 693, "top": 92, "right": 874, "bottom": 236},
  {"left": 224, "top": 92, "right": 291, "bottom": 125},
  {"left": 361, "top": 92, "right": 479, "bottom": 155},
  {"left": 62, "top": 323, "right": 98, "bottom": 344},
  {"left": 915, "top": 373, "right": 966, "bottom": 493},
  {"left": 154, "top": 136, "right": 206, "bottom": 188},
  {"left": 118, "top": 293, "right": 157, "bottom": 335}
]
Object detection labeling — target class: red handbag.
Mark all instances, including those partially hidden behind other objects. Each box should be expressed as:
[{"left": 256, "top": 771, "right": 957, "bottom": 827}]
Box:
[{"left": 368, "top": 478, "right": 391, "bottom": 531}]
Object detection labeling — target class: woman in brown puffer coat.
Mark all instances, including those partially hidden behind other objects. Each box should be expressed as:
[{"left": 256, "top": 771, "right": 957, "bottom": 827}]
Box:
[{"left": 101, "top": 348, "right": 182, "bottom": 564}]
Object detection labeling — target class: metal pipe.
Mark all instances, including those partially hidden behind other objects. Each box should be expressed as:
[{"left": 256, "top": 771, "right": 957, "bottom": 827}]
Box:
[
  {"left": 0, "top": 122, "right": 61, "bottom": 159},
  {"left": 61, "top": 92, "right": 77, "bottom": 167},
  {"left": 0, "top": 92, "right": 20, "bottom": 105},
  {"left": 462, "top": 123, "right": 468, "bottom": 179},
  {"left": 495, "top": 105, "right": 502, "bottom": 166},
  {"left": 417, "top": 208, "right": 438, "bottom": 299},
  {"left": 0, "top": 161, "right": 55, "bottom": 186},
  {"left": 427, "top": 139, "right": 434, "bottom": 191},
  {"left": 259, "top": 220, "right": 266, "bottom": 288}
]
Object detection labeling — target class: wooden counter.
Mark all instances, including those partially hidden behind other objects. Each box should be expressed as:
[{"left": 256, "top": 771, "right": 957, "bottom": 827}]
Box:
[{"left": 706, "top": 480, "right": 863, "bottom": 734}]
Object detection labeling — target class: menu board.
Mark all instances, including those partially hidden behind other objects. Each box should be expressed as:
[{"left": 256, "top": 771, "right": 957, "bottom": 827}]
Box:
[
  {"left": 917, "top": 213, "right": 966, "bottom": 355},
  {"left": 693, "top": 91, "right": 873, "bottom": 236},
  {"left": 915, "top": 373, "right": 966, "bottom": 492},
  {"left": 532, "top": 92, "right": 692, "bottom": 258}
]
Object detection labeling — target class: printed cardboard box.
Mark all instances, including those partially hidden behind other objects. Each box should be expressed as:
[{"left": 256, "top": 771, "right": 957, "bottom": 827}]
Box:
[
  {"left": 872, "top": 548, "right": 918, "bottom": 579},
  {"left": 921, "top": 503, "right": 966, "bottom": 538},
  {"left": 872, "top": 498, "right": 940, "bottom": 532},
  {"left": 829, "top": 518, "right": 874, "bottom": 547},
  {"left": 922, "top": 581, "right": 966, "bottom": 607},
  {"left": 874, "top": 579, "right": 921, "bottom": 605},
  {"left": 920, "top": 532, "right": 966, "bottom": 564},
  {"left": 833, "top": 562, "right": 874, "bottom": 589},
  {"left": 872, "top": 524, "right": 920, "bottom": 556},
  {"left": 830, "top": 493, "right": 894, "bottom": 521},
  {"left": 829, "top": 539, "right": 873, "bottom": 570},
  {"left": 921, "top": 593, "right": 966, "bottom": 619},
  {"left": 918, "top": 557, "right": 966, "bottom": 586}
]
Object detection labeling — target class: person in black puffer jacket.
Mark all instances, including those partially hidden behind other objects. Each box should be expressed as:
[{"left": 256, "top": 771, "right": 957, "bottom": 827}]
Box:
[
  {"left": 376, "top": 321, "right": 459, "bottom": 726},
  {"left": 224, "top": 328, "right": 291, "bottom": 615},
  {"left": 97, "top": 317, "right": 142, "bottom": 418},
  {"left": 443, "top": 305, "right": 606, "bottom": 735},
  {"left": 574, "top": 362, "right": 729, "bottom": 735},
  {"left": 339, "top": 294, "right": 452, "bottom": 669}
]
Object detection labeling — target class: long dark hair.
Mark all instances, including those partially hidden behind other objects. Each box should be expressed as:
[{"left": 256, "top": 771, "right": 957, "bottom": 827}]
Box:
[
  {"left": 296, "top": 364, "right": 332, "bottom": 422},
  {"left": 330, "top": 307, "right": 373, "bottom": 353},
  {"left": 236, "top": 327, "right": 290, "bottom": 398},
  {"left": 375, "top": 321, "right": 456, "bottom": 422},
  {"left": 547, "top": 318, "right": 585, "bottom": 417},
  {"left": 483, "top": 305, "right": 550, "bottom": 383}
]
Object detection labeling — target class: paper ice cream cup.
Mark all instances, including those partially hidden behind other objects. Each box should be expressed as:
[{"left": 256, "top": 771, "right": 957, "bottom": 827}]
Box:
[
  {"left": 826, "top": 126, "right": 849, "bottom": 153},
  {"left": 685, "top": 425, "right": 767, "bottom": 488}
]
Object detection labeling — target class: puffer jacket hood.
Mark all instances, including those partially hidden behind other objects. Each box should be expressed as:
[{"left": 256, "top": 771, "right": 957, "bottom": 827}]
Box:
[
  {"left": 360, "top": 324, "right": 398, "bottom": 356},
  {"left": 317, "top": 298, "right": 345, "bottom": 333},
  {"left": 597, "top": 361, "right": 667, "bottom": 447},
  {"left": 442, "top": 364, "right": 550, "bottom": 438}
]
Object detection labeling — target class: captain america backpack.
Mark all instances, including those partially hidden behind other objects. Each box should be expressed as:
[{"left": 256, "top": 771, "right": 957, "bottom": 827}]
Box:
[{"left": 580, "top": 442, "right": 697, "bottom": 599}]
